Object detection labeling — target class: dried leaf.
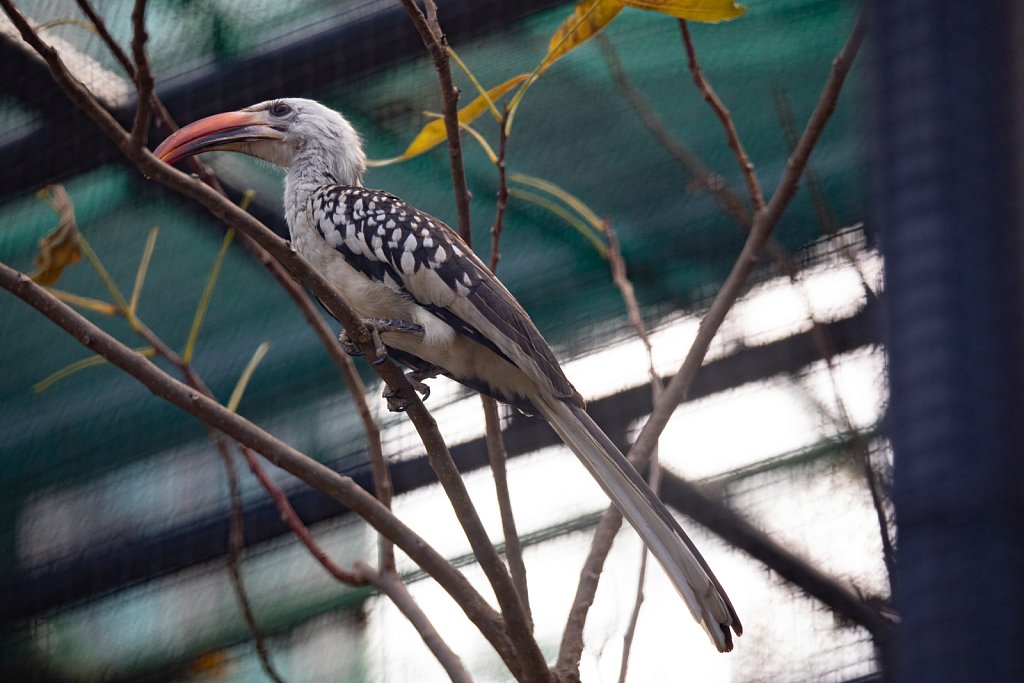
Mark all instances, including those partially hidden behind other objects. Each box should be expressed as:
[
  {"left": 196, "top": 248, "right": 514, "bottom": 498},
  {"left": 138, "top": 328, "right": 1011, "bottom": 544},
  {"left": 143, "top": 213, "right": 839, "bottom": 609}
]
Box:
[
  {"left": 400, "top": 74, "right": 529, "bottom": 159},
  {"left": 539, "top": 0, "right": 625, "bottom": 74},
  {"left": 622, "top": 0, "right": 745, "bottom": 22},
  {"left": 31, "top": 185, "right": 81, "bottom": 286}
]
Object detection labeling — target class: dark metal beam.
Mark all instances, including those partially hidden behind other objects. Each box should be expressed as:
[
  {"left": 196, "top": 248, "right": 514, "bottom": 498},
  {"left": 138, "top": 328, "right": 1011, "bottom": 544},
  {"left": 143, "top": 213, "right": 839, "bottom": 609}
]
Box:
[{"left": 0, "top": 301, "right": 875, "bottom": 622}]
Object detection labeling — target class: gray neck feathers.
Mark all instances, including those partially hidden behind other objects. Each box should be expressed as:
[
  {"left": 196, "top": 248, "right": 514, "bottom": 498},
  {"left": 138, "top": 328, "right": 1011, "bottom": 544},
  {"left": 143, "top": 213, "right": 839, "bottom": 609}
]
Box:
[{"left": 283, "top": 117, "right": 366, "bottom": 230}]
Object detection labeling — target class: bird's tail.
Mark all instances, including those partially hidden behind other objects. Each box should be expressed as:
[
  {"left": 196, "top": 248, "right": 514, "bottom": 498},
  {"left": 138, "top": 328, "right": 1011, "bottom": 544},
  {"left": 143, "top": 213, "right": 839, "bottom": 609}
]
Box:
[{"left": 533, "top": 395, "right": 741, "bottom": 652}]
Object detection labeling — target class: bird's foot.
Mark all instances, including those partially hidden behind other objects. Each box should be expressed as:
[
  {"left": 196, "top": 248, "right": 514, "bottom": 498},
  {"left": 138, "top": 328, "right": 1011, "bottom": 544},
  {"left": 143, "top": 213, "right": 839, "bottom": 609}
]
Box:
[
  {"left": 338, "top": 318, "right": 425, "bottom": 363},
  {"left": 338, "top": 330, "right": 363, "bottom": 357},
  {"left": 382, "top": 364, "right": 441, "bottom": 412}
]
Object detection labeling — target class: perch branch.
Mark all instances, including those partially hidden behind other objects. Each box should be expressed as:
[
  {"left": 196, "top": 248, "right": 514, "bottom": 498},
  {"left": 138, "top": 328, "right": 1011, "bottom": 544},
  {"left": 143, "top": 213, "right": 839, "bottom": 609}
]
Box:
[
  {"left": 0, "top": 5, "right": 545, "bottom": 674},
  {"left": 0, "top": 260, "right": 523, "bottom": 668}
]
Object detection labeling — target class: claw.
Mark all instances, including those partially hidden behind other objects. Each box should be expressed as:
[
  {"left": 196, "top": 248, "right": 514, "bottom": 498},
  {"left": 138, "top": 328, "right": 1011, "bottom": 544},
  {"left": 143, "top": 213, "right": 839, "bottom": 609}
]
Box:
[
  {"left": 382, "top": 386, "right": 409, "bottom": 412},
  {"left": 381, "top": 366, "right": 438, "bottom": 412},
  {"left": 338, "top": 330, "right": 363, "bottom": 357},
  {"left": 341, "top": 318, "right": 425, "bottom": 365}
]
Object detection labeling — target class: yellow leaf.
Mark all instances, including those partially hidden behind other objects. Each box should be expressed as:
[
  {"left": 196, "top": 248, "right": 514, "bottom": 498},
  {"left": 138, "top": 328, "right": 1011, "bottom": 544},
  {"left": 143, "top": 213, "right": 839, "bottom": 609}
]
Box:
[
  {"left": 539, "top": 0, "right": 624, "bottom": 74},
  {"left": 31, "top": 185, "right": 82, "bottom": 286},
  {"left": 33, "top": 346, "right": 155, "bottom": 394},
  {"left": 401, "top": 74, "right": 529, "bottom": 159},
  {"left": 48, "top": 288, "right": 119, "bottom": 316},
  {"left": 621, "top": 0, "right": 745, "bottom": 22}
]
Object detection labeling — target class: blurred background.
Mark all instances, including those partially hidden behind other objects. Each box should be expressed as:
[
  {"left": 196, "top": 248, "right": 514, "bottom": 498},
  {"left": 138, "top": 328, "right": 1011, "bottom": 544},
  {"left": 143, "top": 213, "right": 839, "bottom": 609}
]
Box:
[{"left": 0, "top": 0, "right": 1020, "bottom": 681}]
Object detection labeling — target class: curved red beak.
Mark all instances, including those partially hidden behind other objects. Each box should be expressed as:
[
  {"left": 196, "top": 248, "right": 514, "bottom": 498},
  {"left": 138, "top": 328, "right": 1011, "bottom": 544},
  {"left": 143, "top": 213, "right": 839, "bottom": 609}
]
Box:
[{"left": 153, "top": 110, "right": 283, "bottom": 164}]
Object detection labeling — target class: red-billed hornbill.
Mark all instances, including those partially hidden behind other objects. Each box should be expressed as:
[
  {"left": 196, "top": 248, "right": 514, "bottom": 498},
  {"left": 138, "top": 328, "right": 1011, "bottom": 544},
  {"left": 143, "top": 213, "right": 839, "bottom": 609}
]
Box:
[{"left": 154, "top": 98, "right": 741, "bottom": 651}]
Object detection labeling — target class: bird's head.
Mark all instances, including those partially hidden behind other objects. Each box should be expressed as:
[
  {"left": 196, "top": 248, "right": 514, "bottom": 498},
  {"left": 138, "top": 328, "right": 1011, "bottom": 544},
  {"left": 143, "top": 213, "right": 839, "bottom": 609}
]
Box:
[{"left": 154, "top": 98, "right": 366, "bottom": 184}]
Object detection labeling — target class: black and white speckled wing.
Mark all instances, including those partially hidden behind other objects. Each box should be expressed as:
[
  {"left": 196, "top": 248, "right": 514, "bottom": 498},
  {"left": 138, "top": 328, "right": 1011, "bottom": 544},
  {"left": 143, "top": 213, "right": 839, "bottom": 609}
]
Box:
[{"left": 310, "top": 185, "right": 581, "bottom": 405}]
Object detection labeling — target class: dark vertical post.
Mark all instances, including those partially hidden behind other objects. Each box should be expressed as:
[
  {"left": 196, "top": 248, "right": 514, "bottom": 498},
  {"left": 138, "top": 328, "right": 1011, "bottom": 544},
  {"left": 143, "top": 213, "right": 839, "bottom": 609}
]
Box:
[{"left": 873, "top": 1, "right": 1024, "bottom": 680}]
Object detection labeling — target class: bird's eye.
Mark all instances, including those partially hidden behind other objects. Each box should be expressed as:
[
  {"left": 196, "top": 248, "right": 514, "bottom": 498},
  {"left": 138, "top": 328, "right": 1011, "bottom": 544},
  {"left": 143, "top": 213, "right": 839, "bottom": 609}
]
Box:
[{"left": 269, "top": 101, "right": 294, "bottom": 118}]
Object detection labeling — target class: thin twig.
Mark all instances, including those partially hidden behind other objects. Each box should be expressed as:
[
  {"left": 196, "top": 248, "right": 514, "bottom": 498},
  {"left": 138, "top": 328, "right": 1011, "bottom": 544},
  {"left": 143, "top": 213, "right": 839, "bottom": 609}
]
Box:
[
  {"left": 679, "top": 20, "right": 764, "bottom": 210},
  {"left": 398, "top": 0, "right": 472, "bottom": 243},
  {"left": 598, "top": 34, "right": 799, "bottom": 277},
  {"left": 358, "top": 562, "right": 474, "bottom": 683},
  {"left": 617, "top": 549, "right": 647, "bottom": 683},
  {"left": 128, "top": 0, "right": 152, "bottom": 147},
  {"left": 482, "top": 395, "right": 531, "bottom": 626},
  {"left": 555, "top": 505, "right": 622, "bottom": 673},
  {"left": 770, "top": 88, "right": 893, "bottom": 582},
  {"left": 480, "top": 108, "right": 530, "bottom": 626},
  {"left": 770, "top": 85, "right": 876, "bottom": 301},
  {"left": 220, "top": 443, "right": 286, "bottom": 683},
  {"left": 606, "top": 221, "right": 663, "bottom": 683},
  {"left": 489, "top": 110, "right": 511, "bottom": 271},
  {"left": 74, "top": 0, "right": 132, "bottom": 75},
  {"left": 240, "top": 448, "right": 366, "bottom": 585},
  {"left": 598, "top": 35, "right": 749, "bottom": 226}
]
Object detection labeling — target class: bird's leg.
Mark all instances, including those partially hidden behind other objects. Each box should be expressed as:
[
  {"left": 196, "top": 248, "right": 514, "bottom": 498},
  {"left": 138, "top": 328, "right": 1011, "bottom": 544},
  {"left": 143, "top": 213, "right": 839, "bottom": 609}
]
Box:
[
  {"left": 383, "top": 364, "right": 443, "bottom": 412},
  {"left": 338, "top": 318, "right": 425, "bottom": 362}
]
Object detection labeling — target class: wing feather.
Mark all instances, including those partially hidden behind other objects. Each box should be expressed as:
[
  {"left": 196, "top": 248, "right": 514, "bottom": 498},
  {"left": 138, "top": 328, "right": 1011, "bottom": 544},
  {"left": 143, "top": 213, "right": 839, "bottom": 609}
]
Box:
[{"left": 312, "top": 185, "right": 581, "bottom": 405}]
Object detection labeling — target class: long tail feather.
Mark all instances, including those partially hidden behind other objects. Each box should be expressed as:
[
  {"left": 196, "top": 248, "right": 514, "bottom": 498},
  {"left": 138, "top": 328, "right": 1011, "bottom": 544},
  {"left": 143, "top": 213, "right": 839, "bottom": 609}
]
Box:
[{"left": 534, "top": 395, "right": 741, "bottom": 652}]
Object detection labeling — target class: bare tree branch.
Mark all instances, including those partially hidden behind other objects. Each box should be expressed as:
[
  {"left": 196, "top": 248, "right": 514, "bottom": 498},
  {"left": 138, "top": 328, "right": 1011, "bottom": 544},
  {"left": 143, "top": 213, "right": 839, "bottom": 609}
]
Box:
[
  {"left": 558, "top": 10, "right": 870, "bottom": 675},
  {"left": 396, "top": 3, "right": 545, "bottom": 673},
  {"left": 480, "top": 109, "right": 531, "bottom": 628},
  {"left": 489, "top": 112, "right": 511, "bottom": 271},
  {"left": 1, "top": 2, "right": 549, "bottom": 676},
  {"left": 606, "top": 221, "right": 663, "bottom": 683},
  {"left": 628, "top": 7, "right": 867, "bottom": 480},
  {"left": 0, "top": 260, "right": 520, "bottom": 669},
  {"left": 398, "top": 0, "right": 472, "bottom": 243},
  {"left": 221, "top": 445, "right": 287, "bottom": 683},
  {"left": 128, "top": 0, "right": 152, "bottom": 147},
  {"left": 358, "top": 562, "right": 474, "bottom": 683},
  {"left": 607, "top": 25, "right": 890, "bottom": 595},
  {"left": 678, "top": 20, "right": 764, "bottom": 210},
  {"left": 239, "top": 447, "right": 367, "bottom": 585},
  {"left": 482, "top": 395, "right": 531, "bottom": 625},
  {"left": 555, "top": 505, "right": 622, "bottom": 673}
]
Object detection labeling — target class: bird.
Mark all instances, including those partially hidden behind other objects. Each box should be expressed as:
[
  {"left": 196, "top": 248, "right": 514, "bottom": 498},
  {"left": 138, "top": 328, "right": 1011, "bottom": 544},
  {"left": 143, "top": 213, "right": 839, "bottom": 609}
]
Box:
[{"left": 154, "top": 98, "right": 741, "bottom": 651}]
